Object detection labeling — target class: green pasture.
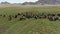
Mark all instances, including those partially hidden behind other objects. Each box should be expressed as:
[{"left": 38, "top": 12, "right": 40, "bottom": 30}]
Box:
[{"left": 0, "top": 6, "right": 60, "bottom": 34}]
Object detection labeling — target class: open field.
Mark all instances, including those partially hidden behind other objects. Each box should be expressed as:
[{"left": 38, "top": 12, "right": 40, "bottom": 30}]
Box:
[{"left": 0, "top": 6, "right": 60, "bottom": 34}]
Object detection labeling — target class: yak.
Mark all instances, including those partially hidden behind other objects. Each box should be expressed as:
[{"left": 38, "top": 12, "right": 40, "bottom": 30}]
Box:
[
  {"left": 48, "top": 16, "right": 58, "bottom": 21},
  {"left": 57, "top": 14, "right": 60, "bottom": 17},
  {"left": 8, "top": 15, "right": 12, "bottom": 20}
]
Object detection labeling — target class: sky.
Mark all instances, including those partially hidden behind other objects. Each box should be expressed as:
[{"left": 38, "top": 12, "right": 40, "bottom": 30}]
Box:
[{"left": 0, "top": 0, "right": 38, "bottom": 3}]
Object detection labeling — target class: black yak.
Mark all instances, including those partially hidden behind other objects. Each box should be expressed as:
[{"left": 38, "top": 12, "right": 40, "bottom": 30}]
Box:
[
  {"left": 14, "top": 15, "right": 18, "bottom": 18},
  {"left": 57, "top": 14, "right": 60, "bottom": 17},
  {"left": 3, "top": 15, "right": 6, "bottom": 17},
  {"left": 8, "top": 15, "right": 12, "bottom": 20}
]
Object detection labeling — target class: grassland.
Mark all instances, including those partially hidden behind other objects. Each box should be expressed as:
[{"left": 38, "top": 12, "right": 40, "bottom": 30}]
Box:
[{"left": 0, "top": 6, "right": 60, "bottom": 34}]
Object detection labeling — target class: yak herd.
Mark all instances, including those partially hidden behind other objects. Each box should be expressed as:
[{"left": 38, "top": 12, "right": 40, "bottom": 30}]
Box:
[{"left": 0, "top": 12, "right": 60, "bottom": 21}]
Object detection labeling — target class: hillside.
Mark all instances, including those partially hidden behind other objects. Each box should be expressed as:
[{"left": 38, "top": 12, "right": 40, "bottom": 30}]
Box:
[
  {"left": 0, "top": 0, "right": 60, "bottom": 5},
  {"left": 36, "top": 0, "right": 60, "bottom": 4}
]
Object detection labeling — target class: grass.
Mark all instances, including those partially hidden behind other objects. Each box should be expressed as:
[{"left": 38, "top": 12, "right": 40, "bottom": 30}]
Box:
[{"left": 0, "top": 6, "right": 60, "bottom": 34}]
